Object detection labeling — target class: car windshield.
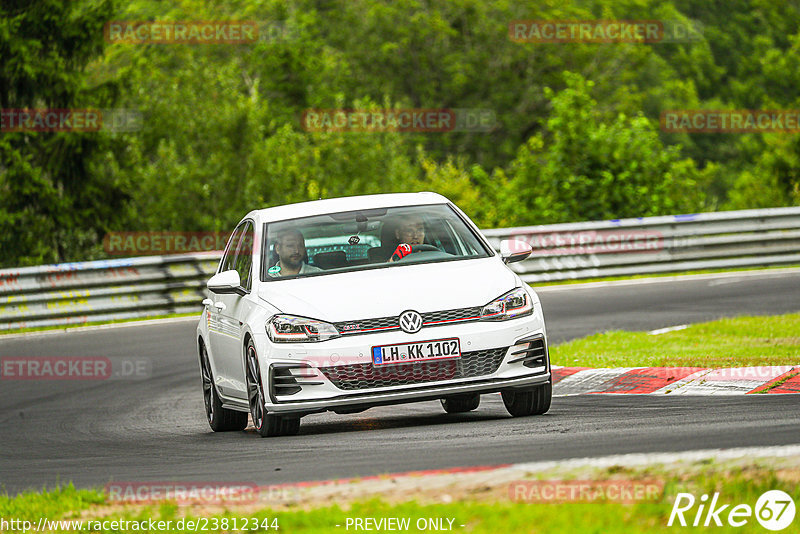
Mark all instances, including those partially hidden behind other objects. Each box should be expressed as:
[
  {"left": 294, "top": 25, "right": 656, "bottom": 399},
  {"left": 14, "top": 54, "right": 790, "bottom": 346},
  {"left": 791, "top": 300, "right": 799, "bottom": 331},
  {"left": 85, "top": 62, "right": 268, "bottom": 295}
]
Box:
[{"left": 261, "top": 203, "right": 492, "bottom": 280}]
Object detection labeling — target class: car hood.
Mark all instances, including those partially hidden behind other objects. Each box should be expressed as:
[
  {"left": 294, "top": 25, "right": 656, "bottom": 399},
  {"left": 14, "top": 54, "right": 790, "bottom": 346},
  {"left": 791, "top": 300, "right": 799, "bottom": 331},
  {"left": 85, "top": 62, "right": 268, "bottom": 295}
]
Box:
[{"left": 257, "top": 257, "right": 517, "bottom": 321}]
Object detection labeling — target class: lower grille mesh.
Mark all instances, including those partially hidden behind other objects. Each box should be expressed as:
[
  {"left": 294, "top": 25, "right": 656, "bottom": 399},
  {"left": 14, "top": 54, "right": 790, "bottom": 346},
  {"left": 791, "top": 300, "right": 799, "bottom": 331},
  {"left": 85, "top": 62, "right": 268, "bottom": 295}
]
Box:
[{"left": 319, "top": 347, "right": 508, "bottom": 391}]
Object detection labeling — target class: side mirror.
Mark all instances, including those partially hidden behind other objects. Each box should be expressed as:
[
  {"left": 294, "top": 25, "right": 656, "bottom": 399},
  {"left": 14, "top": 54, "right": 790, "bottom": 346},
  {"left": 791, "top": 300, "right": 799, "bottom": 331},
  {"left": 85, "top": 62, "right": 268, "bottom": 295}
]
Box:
[
  {"left": 500, "top": 240, "right": 532, "bottom": 264},
  {"left": 207, "top": 270, "right": 244, "bottom": 295}
]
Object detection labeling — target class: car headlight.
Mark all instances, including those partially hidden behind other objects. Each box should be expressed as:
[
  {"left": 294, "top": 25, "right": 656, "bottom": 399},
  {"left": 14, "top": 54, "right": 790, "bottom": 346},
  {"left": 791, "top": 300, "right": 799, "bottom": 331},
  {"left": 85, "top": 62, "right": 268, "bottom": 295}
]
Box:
[
  {"left": 267, "top": 315, "right": 340, "bottom": 343},
  {"left": 481, "top": 287, "right": 533, "bottom": 321}
]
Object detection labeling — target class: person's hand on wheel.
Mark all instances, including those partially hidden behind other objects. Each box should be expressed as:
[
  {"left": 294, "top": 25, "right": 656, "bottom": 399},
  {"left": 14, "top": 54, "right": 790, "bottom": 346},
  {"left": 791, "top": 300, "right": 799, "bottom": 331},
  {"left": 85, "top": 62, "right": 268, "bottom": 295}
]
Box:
[{"left": 390, "top": 243, "right": 412, "bottom": 262}]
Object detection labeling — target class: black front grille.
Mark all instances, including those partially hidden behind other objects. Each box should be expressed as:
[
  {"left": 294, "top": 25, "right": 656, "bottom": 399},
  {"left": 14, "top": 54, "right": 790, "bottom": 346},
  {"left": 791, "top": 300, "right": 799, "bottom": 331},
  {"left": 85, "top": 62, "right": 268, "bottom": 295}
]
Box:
[
  {"left": 334, "top": 306, "right": 482, "bottom": 335},
  {"left": 334, "top": 316, "right": 398, "bottom": 333},
  {"left": 319, "top": 347, "right": 508, "bottom": 391},
  {"left": 423, "top": 307, "right": 482, "bottom": 324}
]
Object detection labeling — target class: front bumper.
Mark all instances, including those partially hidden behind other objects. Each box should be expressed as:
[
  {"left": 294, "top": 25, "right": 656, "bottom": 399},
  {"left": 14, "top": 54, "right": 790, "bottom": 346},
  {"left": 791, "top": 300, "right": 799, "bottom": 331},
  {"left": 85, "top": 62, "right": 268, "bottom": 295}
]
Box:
[
  {"left": 265, "top": 370, "right": 551, "bottom": 415},
  {"left": 256, "top": 311, "right": 549, "bottom": 416}
]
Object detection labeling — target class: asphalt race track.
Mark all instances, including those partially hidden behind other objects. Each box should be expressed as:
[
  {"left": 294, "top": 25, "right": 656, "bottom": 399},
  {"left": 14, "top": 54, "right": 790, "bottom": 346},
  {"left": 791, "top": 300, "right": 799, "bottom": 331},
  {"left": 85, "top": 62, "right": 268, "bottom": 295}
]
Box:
[{"left": 1, "top": 270, "right": 799, "bottom": 494}]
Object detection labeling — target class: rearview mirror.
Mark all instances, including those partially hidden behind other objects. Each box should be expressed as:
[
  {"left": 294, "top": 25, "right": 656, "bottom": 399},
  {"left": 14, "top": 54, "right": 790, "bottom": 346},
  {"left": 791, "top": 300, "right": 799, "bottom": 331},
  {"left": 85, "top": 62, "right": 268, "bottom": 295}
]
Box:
[
  {"left": 499, "top": 240, "right": 532, "bottom": 264},
  {"left": 207, "top": 270, "right": 244, "bottom": 295}
]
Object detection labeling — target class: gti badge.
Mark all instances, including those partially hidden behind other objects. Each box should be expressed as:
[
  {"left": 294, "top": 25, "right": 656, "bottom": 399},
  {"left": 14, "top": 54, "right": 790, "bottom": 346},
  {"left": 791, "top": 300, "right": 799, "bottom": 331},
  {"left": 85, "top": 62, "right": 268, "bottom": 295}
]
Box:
[{"left": 398, "top": 310, "right": 423, "bottom": 334}]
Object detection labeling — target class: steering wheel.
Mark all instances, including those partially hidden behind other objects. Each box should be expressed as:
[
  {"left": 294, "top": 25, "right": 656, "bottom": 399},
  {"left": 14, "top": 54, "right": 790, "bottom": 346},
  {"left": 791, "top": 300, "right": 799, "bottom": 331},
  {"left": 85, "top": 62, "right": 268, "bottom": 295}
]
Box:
[{"left": 409, "top": 244, "right": 439, "bottom": 253}]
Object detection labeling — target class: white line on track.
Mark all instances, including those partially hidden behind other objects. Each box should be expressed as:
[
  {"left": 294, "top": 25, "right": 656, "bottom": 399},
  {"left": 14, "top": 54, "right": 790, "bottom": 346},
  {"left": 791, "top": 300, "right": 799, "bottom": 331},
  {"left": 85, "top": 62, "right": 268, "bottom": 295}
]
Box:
[
  {"left": 648, "top": 324, "right": 689, "bottom": 335},
  {"left": 532, "top": 267, "right": 800, "bottom": 292}
]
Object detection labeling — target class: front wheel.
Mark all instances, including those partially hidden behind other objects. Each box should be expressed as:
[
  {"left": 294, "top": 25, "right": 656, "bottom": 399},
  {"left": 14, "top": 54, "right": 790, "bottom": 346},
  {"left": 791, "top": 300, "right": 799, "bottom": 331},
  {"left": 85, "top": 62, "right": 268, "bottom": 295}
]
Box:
[
  {"left": 502, "top": 379, "right": 552, "bottom": 417},
  {"left": 246, "top": 340, "right": 301, "bottom": 437}
]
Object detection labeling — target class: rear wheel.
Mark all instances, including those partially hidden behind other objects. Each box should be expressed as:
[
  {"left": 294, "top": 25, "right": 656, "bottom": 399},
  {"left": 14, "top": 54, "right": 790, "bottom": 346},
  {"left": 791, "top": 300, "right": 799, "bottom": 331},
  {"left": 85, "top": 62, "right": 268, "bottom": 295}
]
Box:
[
  {"left": 502, "top": 379, "right": 552, "bottom": 417},
  {"left": 440, "top": 393, "right": 480, "bottom": 413},
  {"left": 246, "top": 340, "right": 301, "bottom": 437},
  {"left": 200, "top": 342, "right": 248, "bottom": 432}
]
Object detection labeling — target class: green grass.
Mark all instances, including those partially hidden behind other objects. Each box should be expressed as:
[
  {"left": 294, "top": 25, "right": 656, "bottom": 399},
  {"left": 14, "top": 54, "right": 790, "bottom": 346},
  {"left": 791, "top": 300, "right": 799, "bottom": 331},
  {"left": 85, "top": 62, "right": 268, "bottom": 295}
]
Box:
[
  {"left": 0, "top": 484, "right": 104, "bottom": 520},
  {"left": 530, "top": 264, "right": 800, "bottom": 287},
  {"left": 550, "top": 312, "right": 800, "bottom": 368},
  {"left": 2, "top": 462, "right": 797, "bottom": 533}
]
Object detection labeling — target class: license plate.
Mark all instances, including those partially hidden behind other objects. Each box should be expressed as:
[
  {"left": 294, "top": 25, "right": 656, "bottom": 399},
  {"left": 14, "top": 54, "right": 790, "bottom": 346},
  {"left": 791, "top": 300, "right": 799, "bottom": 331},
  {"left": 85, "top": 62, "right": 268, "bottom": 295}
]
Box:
[{"left": 371, "top": 338, "right": 461, "bottom": 366}]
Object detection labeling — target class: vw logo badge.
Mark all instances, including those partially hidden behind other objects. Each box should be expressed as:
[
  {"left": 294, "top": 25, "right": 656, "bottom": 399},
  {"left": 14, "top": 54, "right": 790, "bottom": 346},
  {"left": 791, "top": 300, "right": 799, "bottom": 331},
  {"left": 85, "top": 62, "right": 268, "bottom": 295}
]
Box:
[{"left": 398, "top": 310, "right": 423, "bottom": 334}]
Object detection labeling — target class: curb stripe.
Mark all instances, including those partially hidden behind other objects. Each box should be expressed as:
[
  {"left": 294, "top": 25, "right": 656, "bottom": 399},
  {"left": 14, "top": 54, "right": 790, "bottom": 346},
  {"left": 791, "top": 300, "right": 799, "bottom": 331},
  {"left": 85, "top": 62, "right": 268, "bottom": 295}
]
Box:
[
  {"left": 767, "top": 371, "right": 800, "bottom": 393},
  {"left": 551, "top": 366, "right": 800, "bottom": 395},
  {"left": 749, "top": 368, "right": 800, "bottom": 394},
  {"left": 602, "top": 367, "right": 708, "bottom": 394},
  {"left": 650, "top": 369, "right": 712, "bottom": 394},
  {"left": 551, "top": 366, "right": 591, "bottom": 384},
  {"left": 554, "top": 367, "right": 637, "bottom": 396},
  {"left": 670, "top": 366, "right": 795, "bottom": 395}
]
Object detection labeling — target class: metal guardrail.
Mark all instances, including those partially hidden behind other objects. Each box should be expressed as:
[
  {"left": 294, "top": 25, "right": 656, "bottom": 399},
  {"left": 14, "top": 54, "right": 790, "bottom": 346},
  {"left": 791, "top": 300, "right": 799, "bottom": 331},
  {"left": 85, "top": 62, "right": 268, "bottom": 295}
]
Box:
[
  {"left": 0, "top": 253, "right": 222, "bottom": 331},
  {"left": 483, "top": 206, "right": 800, "bottom": 283},
  {"left": 1, "top": 207, "right": 798, "bottom": 331}
]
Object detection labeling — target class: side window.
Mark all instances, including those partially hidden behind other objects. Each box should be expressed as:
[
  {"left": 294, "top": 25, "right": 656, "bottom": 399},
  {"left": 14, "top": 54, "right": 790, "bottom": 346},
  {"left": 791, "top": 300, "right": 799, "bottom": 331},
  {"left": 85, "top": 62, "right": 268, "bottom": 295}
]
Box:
[
  {"left": 220, "top": 225, "right": 244, "bottom": 274},
  {"left": 234, "top": 221, "right": 254, "bottom": 291}
]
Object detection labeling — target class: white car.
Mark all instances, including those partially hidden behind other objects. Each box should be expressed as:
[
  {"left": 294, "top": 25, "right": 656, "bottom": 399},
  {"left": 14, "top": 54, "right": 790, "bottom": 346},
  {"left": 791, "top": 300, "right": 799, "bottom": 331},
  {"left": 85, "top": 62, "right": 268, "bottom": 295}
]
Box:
[{"left": 196, "top": 192, "right": 551, "bottom": 437}]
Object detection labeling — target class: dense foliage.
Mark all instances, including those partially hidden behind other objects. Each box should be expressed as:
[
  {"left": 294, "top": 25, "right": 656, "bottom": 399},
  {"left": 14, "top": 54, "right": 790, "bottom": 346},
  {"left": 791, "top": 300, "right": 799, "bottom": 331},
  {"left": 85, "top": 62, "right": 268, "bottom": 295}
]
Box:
[{"left": 2, "top": 0, "right": 799, "bottom": 266}]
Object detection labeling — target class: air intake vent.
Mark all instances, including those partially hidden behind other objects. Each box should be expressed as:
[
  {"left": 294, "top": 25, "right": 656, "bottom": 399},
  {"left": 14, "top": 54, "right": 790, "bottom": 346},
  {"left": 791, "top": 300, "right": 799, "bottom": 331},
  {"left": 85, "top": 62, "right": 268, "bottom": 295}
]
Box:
[
  {"left": 269, "top": 363, "right": 322, "bottom": 397},
  {"left": 507, "top": 335, "right": 548, "bottom": 369}
]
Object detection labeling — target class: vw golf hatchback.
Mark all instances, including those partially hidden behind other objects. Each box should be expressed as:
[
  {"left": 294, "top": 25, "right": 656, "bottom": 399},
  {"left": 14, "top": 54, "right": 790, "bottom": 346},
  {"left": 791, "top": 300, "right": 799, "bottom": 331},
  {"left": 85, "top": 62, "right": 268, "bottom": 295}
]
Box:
[{"left": 197, "top": 192, "right": 551, "bottom": 437}]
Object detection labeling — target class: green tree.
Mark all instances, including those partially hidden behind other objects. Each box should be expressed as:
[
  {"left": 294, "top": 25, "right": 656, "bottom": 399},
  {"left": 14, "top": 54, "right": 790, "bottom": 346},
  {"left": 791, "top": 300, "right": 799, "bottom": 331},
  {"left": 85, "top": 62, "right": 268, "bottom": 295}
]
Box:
[
  {"left": 0, "top": 0, "right": 131, "bottom": 267},
  {"left": 507, "top": 72, "right": 708, "bottom": 224}
]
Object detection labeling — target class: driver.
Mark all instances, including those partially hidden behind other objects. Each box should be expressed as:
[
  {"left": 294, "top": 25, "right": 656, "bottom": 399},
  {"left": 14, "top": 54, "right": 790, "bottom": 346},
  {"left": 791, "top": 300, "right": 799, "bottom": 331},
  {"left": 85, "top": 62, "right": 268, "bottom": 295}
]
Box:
[
  {"left": 270, "top": 229, "right": 322, "bottom": 276},
  {"left": 389, "top": 215, "right": 427, "bottom": 262}
]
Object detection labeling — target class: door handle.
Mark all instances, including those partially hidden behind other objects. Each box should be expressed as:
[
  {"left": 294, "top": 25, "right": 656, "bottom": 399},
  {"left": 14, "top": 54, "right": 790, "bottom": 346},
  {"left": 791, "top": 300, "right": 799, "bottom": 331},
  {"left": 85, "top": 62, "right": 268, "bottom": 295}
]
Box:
[{"left": 213, "top": 301, "right": 227, "bottom": 311}]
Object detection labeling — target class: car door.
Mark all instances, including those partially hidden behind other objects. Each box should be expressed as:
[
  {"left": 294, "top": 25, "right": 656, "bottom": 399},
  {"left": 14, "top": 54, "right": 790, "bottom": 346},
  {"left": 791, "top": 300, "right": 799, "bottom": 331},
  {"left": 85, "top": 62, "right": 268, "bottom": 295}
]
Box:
[
  {"left": 208, "top": 220, "right": 255, "bottom": 399},
  {"left": 207, "top": 222, "right": 246, "bottom": 398}
]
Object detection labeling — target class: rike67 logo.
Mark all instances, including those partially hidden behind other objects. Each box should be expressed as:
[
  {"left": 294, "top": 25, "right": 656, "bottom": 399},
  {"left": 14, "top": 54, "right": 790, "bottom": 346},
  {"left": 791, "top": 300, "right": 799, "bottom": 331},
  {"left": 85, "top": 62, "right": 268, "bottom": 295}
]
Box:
[{"left": 669, "top": 490, "right": 795, "bottom": 530}]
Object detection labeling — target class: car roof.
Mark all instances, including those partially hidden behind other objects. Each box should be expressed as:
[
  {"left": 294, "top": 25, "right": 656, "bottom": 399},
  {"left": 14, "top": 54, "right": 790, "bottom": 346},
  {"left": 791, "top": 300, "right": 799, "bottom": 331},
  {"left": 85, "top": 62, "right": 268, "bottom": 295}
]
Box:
[{"left": 245, "top": 192, "right": 451, "bottom": 223}]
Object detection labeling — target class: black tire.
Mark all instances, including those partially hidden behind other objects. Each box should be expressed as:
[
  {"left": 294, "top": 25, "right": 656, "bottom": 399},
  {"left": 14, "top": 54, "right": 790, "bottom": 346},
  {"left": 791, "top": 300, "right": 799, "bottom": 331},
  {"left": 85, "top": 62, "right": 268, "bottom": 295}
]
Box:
[
  {"left": 245, "top": 340, "right": 301, "bottom": 437},
  {"left": 199, "top": 341, "right": 248, "bottom": 432},
  {"left": 440, "top": 393, "right": 480, "bottom": 413},
  {"left": 502, "top": 379, "right": 552, "bottom": 417},
  {"left": 280, "top": 417, "right": 301, "bottom": 436}
]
